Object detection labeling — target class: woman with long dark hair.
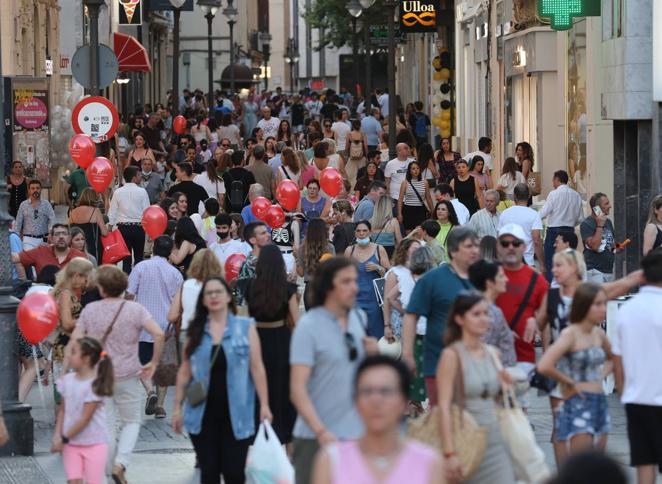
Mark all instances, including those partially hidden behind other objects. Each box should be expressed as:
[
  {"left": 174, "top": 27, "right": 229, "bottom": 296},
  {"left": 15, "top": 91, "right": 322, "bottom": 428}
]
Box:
[
  {"left": 437, "top": 292, "right": 516, "bottom": 483},
  {"left": 219, "top": 113, "right": 241, "bottom": 147},
  {"left": 172, "top": 277, "right": 272, "bottom": 484},
  {"left": 496, "top": 157, "right": 525, "bottom": 200},
  {"left": 451, "top": 159, "right": 484, "bottom": 216},
  {"left": 194, "top": 151, "right": 227, "bottom": 205},
  {"left": 277, "top": 119, "right": 293, "bottom": 146},
  {"left": 417, "top": 142, "right": 439, "bottom": 187},
  {"left": 160, "top": 197, "right": 181, "bottom": 221},
  {"left": 434, "top": 137, "right": 461, "bottom": 184},
  {"left": 296, "top": 218, "right": 335, "bottom": 309},
  {"left": 515, "top": 141, "right": 535, "bottom": 179},
  {"left": 244, "top": 245, "right": 299, "bottom": 443},
  {"left": 397, "top": 161, "right": 433, "bottom": 233},
  {"left": 170, "top": 217, "right": 207, "bottom": 273},
  {"left": 433, "top": 200, "right": 459, "bottom": 258}
]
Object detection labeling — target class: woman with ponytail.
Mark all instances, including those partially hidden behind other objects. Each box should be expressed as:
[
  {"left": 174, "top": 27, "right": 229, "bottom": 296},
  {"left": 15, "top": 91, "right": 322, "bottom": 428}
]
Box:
[{"left": 51, "top": 336, "right": 113, "bottom": 484}]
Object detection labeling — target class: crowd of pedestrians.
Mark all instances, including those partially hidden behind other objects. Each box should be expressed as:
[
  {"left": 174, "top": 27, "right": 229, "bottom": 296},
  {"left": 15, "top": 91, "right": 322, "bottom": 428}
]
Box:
[{"left": 3, "top": 85, "right": 662, "bottom": 484}]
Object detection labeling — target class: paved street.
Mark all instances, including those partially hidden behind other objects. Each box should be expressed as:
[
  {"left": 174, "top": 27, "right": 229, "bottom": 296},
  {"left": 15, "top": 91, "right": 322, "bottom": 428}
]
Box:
[{"left": 1, "top": 379, "right": 657, "bottom": 483}]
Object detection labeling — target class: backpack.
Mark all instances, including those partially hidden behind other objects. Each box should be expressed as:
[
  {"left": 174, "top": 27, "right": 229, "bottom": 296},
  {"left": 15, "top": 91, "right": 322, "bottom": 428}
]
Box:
[
  {"left": 414, "top": 113, "right": 428, "bottom": 138},
  {"left": 349, "top": 140, "right": 364, "bottom": 159},
  {"left": 227, "top": 171, "right": 246, "bottom": 211}
]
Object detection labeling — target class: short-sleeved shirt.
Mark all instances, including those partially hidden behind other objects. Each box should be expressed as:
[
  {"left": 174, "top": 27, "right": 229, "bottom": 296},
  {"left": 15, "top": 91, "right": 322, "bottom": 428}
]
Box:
[
  {"left": 57, "top": 373, "right": 107, "bottom": 445},
  {"left": 580, "top": 216, "right": 615, "bottom": 274},
  {"left": 495, "top": 265, "right": 548, "bottom": 363},
  {"left": 360, "top": 116, "right": 383, "bottom": 146},
  {"left": 290, "top": 307, "right": 366, "bottom": 439},
  {"left": 353, "top": 198, "right": 375, "bottom": 222},
  {"left": 19, "top": 246, "right": 87, "bottom": 275},
  {"left": 10, "top": 232, "right": 22, "bottom": 283},
  {"left": 167, "top": 181, "right": 209, "bottom": 216},
  {"left": 78, "top": 299, "right": 154, "bottom": 379},
  {"left": 384, "top": 158, "right": 412, "bottom": 199},
  {"left": 498, "top": 206, "right": 543, "bottom": 265},
  {"left": 247, "top": 161, "right": 275, "bottom": 199},
  {"left": 406, "top": 264, "right": 473, "bottom": 376}
]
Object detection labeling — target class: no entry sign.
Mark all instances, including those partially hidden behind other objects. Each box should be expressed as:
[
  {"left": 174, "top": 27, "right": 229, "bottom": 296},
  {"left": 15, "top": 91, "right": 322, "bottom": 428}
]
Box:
[{"left": 71, "top": 96, "right": 119, "bottom": 143}]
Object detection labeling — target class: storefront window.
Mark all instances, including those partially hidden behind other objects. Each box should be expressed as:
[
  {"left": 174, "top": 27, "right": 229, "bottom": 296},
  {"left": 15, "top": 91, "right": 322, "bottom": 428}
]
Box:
[{"left": 567, "top": 19, "right": 588, "bottom": 200}]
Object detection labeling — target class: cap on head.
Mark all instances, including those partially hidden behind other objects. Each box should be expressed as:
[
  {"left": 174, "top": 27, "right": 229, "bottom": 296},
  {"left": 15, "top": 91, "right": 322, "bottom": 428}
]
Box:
[{"left": 498, "top": 223, "right": 529, "bottom": 243}]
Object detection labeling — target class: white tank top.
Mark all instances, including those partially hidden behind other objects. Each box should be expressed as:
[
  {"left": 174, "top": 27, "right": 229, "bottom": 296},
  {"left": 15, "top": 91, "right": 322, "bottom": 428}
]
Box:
[{"left": 181, "top": 279, "right": 203, "bottom": 331}]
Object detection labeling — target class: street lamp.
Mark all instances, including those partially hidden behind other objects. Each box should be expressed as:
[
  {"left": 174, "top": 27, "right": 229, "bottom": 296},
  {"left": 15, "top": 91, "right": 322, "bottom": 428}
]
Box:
[
  {"left": 169, "top": 0, "right": 187, "bottom": 116},
  {"left": 223, "top": 0, "right": 238, "bottom": 96},
  {"left": 346, "top": 0, "right": 362, "bottom": 107},
  {"left": 384, "top": 0, "right": 397, "bottom": 158},
  {"left": 359, "top": 0, "right": 376, "bottom": 8},
  {"left": 284, "top": 38, "right": 300, "bottom": 94},
  {"left": 198, "top": 0, "right": 221, "bottom": 108},
  {"left": 260, "top": 32, "right": 272, "bottom": 91}
]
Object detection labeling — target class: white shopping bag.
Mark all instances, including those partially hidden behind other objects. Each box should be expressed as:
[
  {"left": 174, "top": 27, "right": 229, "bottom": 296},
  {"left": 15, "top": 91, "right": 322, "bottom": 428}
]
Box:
[{"left": 245, "top": 420, "right": 295, "bottom": 484}]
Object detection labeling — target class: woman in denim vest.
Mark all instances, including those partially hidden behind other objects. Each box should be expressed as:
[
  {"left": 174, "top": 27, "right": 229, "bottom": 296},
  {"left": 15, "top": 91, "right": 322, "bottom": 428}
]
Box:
[{"left": 172, "top": 277, "right": 272, "bottom": 484}]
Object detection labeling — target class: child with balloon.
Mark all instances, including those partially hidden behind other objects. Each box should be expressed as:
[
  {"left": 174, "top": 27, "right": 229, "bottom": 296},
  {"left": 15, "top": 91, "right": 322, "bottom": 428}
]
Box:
[{"left": 51, "top": 336, "right": 114, "bottom": 484}]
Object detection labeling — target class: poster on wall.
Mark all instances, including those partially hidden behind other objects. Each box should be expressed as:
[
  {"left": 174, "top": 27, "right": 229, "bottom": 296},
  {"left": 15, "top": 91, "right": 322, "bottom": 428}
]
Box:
[{"left": 12, "top": 79, "right": 51, "bottom": 187}]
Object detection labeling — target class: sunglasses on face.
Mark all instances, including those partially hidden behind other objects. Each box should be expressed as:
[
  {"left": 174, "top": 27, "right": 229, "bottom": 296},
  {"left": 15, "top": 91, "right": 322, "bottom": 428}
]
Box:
[
  {"left": 33, "top": 209, "right": 39, "bottom": 219},
  {"left": 500, "top": 239, "right": 523, "bottom": 248},
  {"left": 221, "top": 144, "right": 230, "bottom": 148},
  {"left": 345, "top": 332, "right": 358, "bottom": 361}
]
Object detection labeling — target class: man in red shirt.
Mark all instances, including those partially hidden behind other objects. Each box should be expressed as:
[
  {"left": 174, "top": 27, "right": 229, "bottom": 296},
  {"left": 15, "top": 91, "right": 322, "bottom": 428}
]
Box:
[
  {"left": 495, "top": 223, "right": 548, "bottom": 408},
  {"left": 12, "top": 224, "right": 86, "bottom": 276}
]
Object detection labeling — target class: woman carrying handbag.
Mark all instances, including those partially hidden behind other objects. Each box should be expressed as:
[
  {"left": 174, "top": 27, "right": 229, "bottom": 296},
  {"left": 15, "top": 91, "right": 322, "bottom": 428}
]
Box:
[{"left": 436, "top": 292, "right": 515, "bottom": 483}]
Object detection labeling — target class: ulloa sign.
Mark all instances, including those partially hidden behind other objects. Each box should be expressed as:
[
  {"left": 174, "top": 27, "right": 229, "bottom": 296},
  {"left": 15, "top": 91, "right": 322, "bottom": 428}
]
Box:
[{"left": 400, "top": 0, "right": 438, "bottom": 33}]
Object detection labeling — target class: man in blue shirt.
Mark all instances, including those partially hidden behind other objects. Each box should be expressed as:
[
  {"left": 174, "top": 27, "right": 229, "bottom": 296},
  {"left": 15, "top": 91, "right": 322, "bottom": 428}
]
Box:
[
  {"left": 360, "top": 108, "right": 383, "bottom": 151},
  {"left": 353, "top": 180, "right": 386, "bottom": 222},
  {"left": 402, "top": 226, "right": 480, "bottom": 405}
]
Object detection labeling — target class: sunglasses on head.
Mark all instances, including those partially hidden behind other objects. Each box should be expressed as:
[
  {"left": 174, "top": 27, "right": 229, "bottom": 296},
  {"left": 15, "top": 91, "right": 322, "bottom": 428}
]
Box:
[{"left": 500, "top": 239, "right": 523, "bottom": 248}]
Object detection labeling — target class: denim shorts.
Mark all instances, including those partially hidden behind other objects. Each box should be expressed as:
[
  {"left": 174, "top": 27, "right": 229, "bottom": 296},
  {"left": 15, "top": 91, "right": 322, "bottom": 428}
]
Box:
[{"left": 555, "top": 392, "right": 610, "bottom": 442}]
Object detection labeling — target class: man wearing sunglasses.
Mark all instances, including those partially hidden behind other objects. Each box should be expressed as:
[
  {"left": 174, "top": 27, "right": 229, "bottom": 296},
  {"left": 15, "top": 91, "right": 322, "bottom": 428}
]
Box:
[
  {"left": 495, "top": 223, "right": 549, "bottom": 410},
  {"left": 290, "top": 257, "right": 378, "bottom": 484},
  {"left": 15, "top": 179, "right": 55, "bottom": 250}
]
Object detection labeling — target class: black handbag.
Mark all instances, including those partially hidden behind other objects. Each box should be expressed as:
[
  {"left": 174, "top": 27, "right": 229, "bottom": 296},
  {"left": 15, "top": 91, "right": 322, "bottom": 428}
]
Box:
[{"left": 529, "top": 368, "right": 557, "bottom": 393}]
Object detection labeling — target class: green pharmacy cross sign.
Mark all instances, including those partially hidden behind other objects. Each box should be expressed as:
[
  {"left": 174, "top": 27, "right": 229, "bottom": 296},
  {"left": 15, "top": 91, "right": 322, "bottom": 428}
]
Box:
[{"left": 538, "top": 0, "right": 601, "bottom": 31}]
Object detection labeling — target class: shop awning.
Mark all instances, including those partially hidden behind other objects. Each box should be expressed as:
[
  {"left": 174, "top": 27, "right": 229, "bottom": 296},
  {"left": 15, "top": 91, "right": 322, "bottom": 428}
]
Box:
[{"left": 113, "top": 32, "right": 151, "bottom": 72}]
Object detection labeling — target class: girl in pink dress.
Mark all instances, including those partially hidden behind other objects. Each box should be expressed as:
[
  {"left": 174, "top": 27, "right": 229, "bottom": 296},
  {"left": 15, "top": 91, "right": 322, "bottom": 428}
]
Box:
[
  {"left": 311, "top": 356, "right": 444, "bottom": 484},
  {"left": 51, "top": 337, "right": 113, "bottom": 484}
]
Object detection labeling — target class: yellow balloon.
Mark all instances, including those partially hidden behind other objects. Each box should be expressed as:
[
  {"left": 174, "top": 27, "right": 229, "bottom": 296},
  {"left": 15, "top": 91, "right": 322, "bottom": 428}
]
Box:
[
  {"left": 440, "top": 68, "right": 451, "bottom": 80},
  {"left": 433, "top": 71, "right": 443, "bottom": 81},
  {"left": 432, "top": 117, "right": 443, "bottom": 128},
  {"left": 441, "top": 111, "right": 451, "bottom": 121},
  {"left": 440, "top": 120, "right": 450, "bottom": 130},
  {"left": 441, "top": 129, "right": 451, "bottom": 138}
]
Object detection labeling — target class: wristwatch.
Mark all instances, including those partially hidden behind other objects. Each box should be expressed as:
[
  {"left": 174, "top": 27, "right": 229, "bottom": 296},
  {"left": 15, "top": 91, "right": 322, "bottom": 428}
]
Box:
[{"left": 61, "top": 434, "right": 70, "bottom": 444}]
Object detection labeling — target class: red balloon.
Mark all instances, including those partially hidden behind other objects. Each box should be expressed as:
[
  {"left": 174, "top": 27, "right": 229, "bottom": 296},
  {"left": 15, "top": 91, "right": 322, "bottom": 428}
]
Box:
[
  {"left": 141, "top": 205, "right": 168, "bottom": 239},
  {"left": 276, "top": 180, "right": 300, "bottom": 211},
  {"left": 319, "top": 167, "right": 343, "bottom": 198},
  {"left": 68, "top": 134, "right": 96, "bottom": 169},
  {"left": 173, "top": 115, "right": 187, "bottom": 135},
  {"left": 86, "top": 157, "right": 114, "bottom": 193},
  {"left": 265, "top": 204, "right": 285, "bottom": 229},
  {"left": 225, "top": 253, "right": 247, "bottom": 283},
  {"left": 17, "top": 293, "right": 59, "bottom": 345},
  {"left": 251, "top": 196, "right": 271, "bottom": 220}
]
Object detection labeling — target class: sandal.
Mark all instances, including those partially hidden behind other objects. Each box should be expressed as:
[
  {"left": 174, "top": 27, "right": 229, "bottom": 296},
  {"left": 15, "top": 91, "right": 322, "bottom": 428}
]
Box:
[
  {"left": 155, "top": 406, "right": 166, "bottom": 419},
  {"left": 145, "top": 391, "right": 158, "bottom": 416},
  {"left": 112, "top": 463, "right": 127, "bottom": 484}
]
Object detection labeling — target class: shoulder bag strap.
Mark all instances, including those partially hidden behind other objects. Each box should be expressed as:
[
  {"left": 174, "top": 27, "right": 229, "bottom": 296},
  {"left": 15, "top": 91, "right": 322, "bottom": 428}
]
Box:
[
  {"left": 407, "top": 180, "right": 427, "bottom": 209},
  {"left": 101, "top": 301, "right": 127, "bottom": 344},
  {"left": 508, "top": 272, "right": 539, "bottom": 330},
  {"left": 450, "top": 345, "right": 466, "bottom": 412},
  {"left": 281, "top": 165, "right": 292, "bottom": 180}
]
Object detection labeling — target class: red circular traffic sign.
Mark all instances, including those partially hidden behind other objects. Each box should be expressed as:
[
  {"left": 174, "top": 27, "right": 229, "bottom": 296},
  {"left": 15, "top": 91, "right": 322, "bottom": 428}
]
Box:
[{"left": 71, "top": 96, "right": 119, "bottom": 143}]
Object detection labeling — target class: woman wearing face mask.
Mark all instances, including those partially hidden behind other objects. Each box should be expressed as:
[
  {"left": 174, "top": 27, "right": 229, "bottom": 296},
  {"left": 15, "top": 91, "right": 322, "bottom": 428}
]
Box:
[{"left": 345, "top": 221, "right": 390, "bottom": 338}]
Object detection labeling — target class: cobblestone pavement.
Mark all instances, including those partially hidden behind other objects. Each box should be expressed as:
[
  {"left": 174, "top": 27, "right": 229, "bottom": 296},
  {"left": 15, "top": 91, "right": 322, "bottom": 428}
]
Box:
[{"left": 2, "top": 380, "right": 658, "bottom": 483}]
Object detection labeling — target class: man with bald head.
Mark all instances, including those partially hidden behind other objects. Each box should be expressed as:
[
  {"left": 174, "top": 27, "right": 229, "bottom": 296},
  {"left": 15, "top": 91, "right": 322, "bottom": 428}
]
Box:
[
  {"left": 241, "top": 183, "right": 267, "bottom": 225},
  {"left": 256, "top": 105, "right": 280, "bottom": 139},
  {"left": 384, "top": 142, "right": 414, "bottom": 205}
]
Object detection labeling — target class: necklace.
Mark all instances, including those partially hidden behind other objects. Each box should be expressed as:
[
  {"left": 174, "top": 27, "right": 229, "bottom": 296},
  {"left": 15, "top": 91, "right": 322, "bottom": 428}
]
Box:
[
  {"left": 359, "top": 439, "right": 402, "bottom": 472},
  {"left": 464, "top": 342, "right": 492, "bottom": 399}
]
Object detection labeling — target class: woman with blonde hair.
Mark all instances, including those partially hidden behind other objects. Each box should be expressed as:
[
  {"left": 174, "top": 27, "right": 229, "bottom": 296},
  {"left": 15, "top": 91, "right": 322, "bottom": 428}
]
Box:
[
  {"left": 167, "top": 248, "right": 223, "bottom": 343},
  {"left": 69, "top": 188, "right": 109, "bottom": 262},
  {"left": 275, "top": 147, "right": 302, "bottom": 187},
  {"left": 370, "top": 194, "right": 402, "bottom": 257},
  {"left": 50, "top": 257, "right": 95, "bottom": 404},
  {"left": 323, "top": 137, "right": 347, "bottom": 179},
  {"left": 643, "top": 194, "right": 662, "bottom": 255}
]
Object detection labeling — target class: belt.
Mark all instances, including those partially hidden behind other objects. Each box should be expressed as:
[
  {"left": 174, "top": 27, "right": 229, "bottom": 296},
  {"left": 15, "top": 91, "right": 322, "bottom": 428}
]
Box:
[
  {"left": 255, "top": 320, "right": 285, "bottom": 329},
  {"left": 24, "top": 234, "right": 48, "bottom": 238},
  {"left": 279, "top": 249, "right": 294, "bottom": 254},
  {"left": 117, "top": 222, "right": 142, "bottom": 226}
]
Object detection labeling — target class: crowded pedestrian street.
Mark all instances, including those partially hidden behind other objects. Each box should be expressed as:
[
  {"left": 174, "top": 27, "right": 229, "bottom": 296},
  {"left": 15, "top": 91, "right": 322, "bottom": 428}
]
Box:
[{"left": 2, "top": 0, "right": 662, "bottom": 483}]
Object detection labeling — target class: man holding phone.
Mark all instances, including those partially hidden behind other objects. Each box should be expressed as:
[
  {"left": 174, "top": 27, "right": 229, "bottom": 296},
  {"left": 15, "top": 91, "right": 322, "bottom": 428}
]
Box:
[{"left": 581, "top": 192, "right": 616, "bottom": 283}]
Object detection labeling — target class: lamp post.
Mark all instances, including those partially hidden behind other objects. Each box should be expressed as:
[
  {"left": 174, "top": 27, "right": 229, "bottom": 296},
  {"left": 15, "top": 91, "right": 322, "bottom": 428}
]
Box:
[
  {"left": 84, "top": 0, "right": 105, "bottom": 95},
  {"left": 359, "top": 0, "right": 375, "bottom": 117},
  {"left": 169, "top": 0, "right": 187, "bottom": 116},
  {"left": 346, "top": 0, "right": 362, "bottom": 106},
  {"left": 0, "top": 20, "right": 32, "bottom": 457},
  {"left": 223, "top": 0, "right": 238, "bottom": 95},
  {"left": 260, "top": 32, "right": 272, "bottom": 92},
  {"left": 198, "top": 0, "right": 221, "bottom": 108},
  {"left": 284, "top": 38, "right": 300, "bottom": 94}
]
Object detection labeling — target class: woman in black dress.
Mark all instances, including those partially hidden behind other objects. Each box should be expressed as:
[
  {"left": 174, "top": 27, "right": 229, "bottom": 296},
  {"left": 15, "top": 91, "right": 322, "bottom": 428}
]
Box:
[
  {"left": 7, "top": 160, "right": 27, "bottom": 219},
  {"left": 450, "top": 158, "right": 484, "bottom": 216},
  {"left": 244, "top": 244, "right": 299, "bottom": 443},
  {"left": 170, "top": 217, "right": 207, "bottom": 273}
]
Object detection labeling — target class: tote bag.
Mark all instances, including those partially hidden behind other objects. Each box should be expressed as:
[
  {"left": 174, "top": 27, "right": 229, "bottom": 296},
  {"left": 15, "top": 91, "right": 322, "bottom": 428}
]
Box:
[{"left": 101, "top": 230, "right": 130, "bottom": 264}]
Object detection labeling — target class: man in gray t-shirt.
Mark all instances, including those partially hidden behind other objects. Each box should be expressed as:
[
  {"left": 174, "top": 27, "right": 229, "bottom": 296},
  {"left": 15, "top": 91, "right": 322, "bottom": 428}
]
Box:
[
  {"left": 581, "top": 193, "right": 616, "bottom": 283},
  {"left": 290, "top": 257, "right": 377, "bottom": 484}
]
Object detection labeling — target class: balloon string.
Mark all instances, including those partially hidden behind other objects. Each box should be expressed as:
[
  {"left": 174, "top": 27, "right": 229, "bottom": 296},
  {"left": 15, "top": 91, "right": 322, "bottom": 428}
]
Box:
[{"left": 32, "top": 345, "right": 47, "bottom": 418}]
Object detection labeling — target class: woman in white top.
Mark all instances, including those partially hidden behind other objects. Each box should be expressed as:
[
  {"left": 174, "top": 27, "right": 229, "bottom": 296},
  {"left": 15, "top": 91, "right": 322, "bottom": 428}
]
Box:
[
  {"left": 191, "top": 115, "right": 212, "bottom": 143},
  {"left": 193, "top": 153, "right": 226, "bottom": 204},
  {"left": 496, "top": 156, "right": 525, "bottom": 199},
  {"left": 167, "top": 249, "right": 223, "bottom": 344},
  {"left": 218, "top": 113, "right": 241, "bottom": 147},
  {"left": 275, "top": 147, "right": 302, "bottom": 188},
  {"left": 323, "top": 137, "right": 347, "bottom": 180}
]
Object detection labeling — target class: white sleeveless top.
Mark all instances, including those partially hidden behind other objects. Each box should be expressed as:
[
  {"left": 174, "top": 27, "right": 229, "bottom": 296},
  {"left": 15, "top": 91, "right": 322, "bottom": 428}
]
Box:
[{"left": 181, "top": 279, "right": 203, "bottom": 331}]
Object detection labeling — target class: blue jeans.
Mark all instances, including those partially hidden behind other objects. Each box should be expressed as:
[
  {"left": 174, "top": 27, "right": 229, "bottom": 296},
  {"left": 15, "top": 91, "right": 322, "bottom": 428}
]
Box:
[{"left": 544, "top": 226, "right": 573, "bottom": 281}]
